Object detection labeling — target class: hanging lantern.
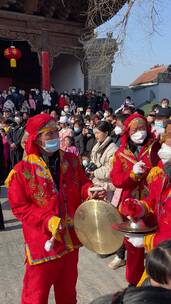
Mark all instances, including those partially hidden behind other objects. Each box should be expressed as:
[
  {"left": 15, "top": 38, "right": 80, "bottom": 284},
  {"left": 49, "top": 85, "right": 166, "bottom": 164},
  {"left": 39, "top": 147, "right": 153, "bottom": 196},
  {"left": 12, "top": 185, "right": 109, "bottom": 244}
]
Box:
[{"left": 4, "top": 45, "right": 22, "bottom": 68}]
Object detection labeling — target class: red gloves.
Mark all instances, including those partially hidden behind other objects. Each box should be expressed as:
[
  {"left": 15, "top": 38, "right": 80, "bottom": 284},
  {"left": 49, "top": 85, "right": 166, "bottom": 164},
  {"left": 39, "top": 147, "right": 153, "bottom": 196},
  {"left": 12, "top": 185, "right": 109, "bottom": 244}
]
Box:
[{"left": 120, "top": 198, "right": 144, "bottom": 220}]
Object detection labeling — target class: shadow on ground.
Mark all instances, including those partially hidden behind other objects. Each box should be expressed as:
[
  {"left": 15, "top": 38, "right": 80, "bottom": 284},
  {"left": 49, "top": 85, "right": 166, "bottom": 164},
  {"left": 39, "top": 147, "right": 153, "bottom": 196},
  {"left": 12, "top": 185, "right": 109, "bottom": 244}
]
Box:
[
  {"left": 4, "top": 224, "right": 22, "bottom": 231},
  {"left": 4, "top": 218, "right": 18, "bottom": 224}
]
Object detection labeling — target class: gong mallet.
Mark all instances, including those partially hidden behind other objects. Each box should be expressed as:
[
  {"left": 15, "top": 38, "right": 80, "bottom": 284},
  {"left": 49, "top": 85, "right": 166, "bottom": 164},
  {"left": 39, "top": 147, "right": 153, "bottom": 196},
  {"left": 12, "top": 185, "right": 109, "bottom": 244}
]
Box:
[{"left": 44, "top": 224, "right": 63, "bottom": 252}]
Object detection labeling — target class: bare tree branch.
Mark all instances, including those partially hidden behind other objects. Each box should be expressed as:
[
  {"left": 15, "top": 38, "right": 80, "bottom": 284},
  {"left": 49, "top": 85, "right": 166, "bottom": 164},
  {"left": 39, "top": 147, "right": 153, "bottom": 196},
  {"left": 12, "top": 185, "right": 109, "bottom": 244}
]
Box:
[{"left": 83, "top": 0, "right": 161, "bottom": 73}]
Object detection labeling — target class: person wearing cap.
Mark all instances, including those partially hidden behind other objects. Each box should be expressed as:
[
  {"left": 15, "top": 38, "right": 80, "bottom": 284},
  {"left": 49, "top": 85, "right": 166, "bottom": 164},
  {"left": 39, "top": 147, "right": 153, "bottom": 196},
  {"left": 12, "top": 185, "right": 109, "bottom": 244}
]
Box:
[
  {"left": 5, "top": 113, "right": 102, "bottom": 304},
  {"left": 59, "top": 115, "right": 74, "bottom": 151},
  {"left": 152, "top": 107, "right": 171, "bottom": 139},
  {"left": 110, "top": 113, "right": 160, "bottom": 286},
  {"left": 120, "top": 120, "right": 171, "bottom": 285}
]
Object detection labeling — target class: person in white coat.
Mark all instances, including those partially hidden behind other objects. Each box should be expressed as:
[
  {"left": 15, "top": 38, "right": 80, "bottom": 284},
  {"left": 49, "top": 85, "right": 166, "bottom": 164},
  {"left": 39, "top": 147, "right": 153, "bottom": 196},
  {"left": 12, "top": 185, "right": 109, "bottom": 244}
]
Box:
[{"left": 89, "top": 121, "right": 118, "bottom": 201}]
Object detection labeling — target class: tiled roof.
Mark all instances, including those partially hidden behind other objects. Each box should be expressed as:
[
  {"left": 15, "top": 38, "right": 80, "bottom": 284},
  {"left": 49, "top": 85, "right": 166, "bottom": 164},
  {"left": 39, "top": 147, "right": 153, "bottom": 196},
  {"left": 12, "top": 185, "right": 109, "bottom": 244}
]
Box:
[{"left": 130, "top": 65, "right": 168, "bottom": 87}]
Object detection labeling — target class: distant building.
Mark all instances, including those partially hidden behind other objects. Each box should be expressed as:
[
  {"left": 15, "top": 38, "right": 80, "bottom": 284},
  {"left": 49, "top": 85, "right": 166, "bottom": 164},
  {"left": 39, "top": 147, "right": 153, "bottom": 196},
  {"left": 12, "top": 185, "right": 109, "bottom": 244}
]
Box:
[
  {"left": 110, "top": 65, "right": 171, "bottom": 110},
  {"left": 0, "top": 1, "right": 125, "bottom": 91}
]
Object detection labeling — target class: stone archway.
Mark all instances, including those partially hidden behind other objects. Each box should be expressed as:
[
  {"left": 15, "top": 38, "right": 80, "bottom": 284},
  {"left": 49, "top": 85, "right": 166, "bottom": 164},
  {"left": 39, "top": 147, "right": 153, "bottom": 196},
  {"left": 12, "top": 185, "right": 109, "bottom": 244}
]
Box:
[{"left": 51, "top": 53, "right": 84, "bottom": 93}]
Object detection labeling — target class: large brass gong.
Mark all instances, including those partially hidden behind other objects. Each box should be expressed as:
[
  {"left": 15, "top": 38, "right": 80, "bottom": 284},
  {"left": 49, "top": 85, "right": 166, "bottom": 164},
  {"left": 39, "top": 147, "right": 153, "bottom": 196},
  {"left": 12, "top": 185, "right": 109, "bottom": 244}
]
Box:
[{"left": 74, "top": 200, "right": 124, "bottom": 254}]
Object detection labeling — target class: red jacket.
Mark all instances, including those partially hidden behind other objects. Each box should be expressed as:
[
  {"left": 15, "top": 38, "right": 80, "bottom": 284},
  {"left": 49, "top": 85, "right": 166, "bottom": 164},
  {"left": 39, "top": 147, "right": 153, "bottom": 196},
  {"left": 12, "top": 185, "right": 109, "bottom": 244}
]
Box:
[
  {"left": 143, "top": 162, "right": 171, "bottom": 251},
  {"left": 6, "top": 151, "right": 92, "bottom": 265},
  {"left": 110, "top": 138, "right": 160, "bottom": 205},
  {"left": 58, "top": 96, "right": 67, "bottom": 109}
]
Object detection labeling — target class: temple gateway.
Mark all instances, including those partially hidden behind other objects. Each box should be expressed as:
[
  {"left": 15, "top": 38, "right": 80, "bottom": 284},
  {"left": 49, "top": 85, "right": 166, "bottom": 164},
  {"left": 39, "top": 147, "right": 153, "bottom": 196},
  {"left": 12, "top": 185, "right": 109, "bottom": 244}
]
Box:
[{"left": 0, "top": 0, "right": 126, "bottom": 94}]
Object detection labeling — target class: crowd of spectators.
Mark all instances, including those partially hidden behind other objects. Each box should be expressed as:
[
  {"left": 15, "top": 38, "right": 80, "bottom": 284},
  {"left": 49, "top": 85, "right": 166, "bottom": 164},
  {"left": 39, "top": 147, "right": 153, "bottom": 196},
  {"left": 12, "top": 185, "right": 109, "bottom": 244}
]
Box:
[
  {"left": 0, "top": 86, "right": 170, "bottom": 180},
  {"left": 1, "top": 85, "right": 171, "bottom": 303}
]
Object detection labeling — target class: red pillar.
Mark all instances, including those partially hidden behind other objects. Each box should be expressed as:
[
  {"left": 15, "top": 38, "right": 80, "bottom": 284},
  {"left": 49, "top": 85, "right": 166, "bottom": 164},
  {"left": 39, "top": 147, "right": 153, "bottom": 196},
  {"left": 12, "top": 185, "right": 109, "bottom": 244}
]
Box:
[{"left": 41, "top": 51, "right": 50, "bottom": 91}]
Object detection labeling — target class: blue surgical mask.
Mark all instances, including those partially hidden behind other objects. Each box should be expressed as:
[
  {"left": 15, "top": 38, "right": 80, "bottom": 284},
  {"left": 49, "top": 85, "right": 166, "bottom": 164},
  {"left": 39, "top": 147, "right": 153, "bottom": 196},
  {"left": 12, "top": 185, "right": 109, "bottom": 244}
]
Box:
[
  {"left": 155, "top": 121, "right": 164, "bottom": 128},
  {"left": 74, "top": 127, "right": 80, "bottom": 133},
  {"left": 44, "top": 138, "right": 60, "bottom": 153}
]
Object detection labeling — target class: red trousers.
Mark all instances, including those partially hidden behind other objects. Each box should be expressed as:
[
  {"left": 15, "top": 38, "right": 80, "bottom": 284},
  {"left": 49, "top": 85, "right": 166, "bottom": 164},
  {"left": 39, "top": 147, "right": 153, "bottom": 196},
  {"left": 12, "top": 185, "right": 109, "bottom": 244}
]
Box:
[
  {"left": 22, "top": 249, "right": 79, "bottom": 304},
  {"left": 125, "top": 239, "right": 144, "bottom": 286}
]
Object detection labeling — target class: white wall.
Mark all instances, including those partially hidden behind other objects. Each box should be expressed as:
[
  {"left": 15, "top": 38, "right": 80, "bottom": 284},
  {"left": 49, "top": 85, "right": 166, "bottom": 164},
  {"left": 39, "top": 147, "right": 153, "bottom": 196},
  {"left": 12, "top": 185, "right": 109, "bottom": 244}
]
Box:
[
  {"left": 131, "top": 83, "right": 171, "bottom": 106},
  {"left": 132, "top": 85, "right": 159, "bottom": 106},
  {"left": 51, "top": 54, "right": 84, "bottom": 92},
  {"left": 111, "top": 83, "right": 171, "bottom": 110}
]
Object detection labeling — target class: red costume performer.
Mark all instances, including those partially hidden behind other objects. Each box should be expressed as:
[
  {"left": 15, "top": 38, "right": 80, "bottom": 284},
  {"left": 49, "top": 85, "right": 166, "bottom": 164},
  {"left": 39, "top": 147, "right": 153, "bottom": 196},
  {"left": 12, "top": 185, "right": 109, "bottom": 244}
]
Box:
[
  {"left": 139, "top": 161, "right": 171, "bottom": 250},
  {"left": 121, "top": 161, "right": 171, "bottom": 285},
  {"left": 120, "top": 121, "right": 171, "bottom": 286},
  {"left": 6, "top": 114, "right": 92, "bottom": 304},
  {"left": 110, "top": 113, "right": 160, "bottom": 286},
  {"left": 121, "top": 121, "right": 171, "bottom": 254}
]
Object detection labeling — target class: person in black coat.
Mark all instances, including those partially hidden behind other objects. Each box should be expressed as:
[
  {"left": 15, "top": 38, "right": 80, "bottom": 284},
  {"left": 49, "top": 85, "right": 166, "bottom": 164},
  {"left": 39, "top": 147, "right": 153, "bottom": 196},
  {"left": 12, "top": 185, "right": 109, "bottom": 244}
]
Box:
[
  {"left": 34, "top": 89, "right": 43, "bottom": 113},
  {"left": 90, "top": 91, "right": 98, "bottom": 113},
  {"left": 0, "top": 133, "right": 5, "bottom": 230},
  {"left": 77, "top": 91, "right": 87, "bottom": 111},
  {"left": 50, "top": 85, "right": 58, "bottom": 111},
  {"left": 73, "top": 120, "right": 85, "bottom": 156},
  {"left": 82, "top": 126, "right": 96, "bottom": 157},
  {"left": 96, "top": 91, "right": 103, "bottom": 111},
  {"left": 7, "top": 114, "right": 25, "bottom": 168}
]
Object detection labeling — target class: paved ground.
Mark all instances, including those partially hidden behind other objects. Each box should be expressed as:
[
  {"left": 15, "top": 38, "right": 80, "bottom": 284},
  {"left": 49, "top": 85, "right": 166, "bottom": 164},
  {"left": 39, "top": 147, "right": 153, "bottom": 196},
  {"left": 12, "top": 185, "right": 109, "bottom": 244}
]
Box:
[{"left": 0, "top": 187, "right": 126, "bottom": 304}]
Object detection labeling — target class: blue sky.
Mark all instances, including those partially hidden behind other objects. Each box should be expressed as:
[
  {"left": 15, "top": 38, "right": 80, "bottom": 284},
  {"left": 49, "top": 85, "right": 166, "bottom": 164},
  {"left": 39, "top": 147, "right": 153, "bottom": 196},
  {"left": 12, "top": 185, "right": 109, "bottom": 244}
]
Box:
[{"left": 98, "top": 0, "right": 171, "bottom": 86}]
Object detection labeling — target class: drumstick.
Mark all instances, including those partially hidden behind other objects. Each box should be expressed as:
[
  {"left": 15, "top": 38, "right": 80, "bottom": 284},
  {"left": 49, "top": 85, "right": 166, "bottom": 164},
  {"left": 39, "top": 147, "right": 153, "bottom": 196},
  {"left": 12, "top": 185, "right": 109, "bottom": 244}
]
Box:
[
  {"left": 119, "top": 152, "right": 150, "bottom": 170},
  {"left": 119, "top": 152, "right": 137, "bottom": 165}
]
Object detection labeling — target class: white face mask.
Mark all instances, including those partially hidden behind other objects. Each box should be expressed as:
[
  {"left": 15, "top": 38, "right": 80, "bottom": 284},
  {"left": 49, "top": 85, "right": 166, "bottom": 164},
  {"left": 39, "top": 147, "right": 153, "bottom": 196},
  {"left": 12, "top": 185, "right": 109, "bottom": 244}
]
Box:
[
  {"left": 82, "top": 159, "right": 88, "bottom": 167},
  {"left": 64, "top": 108, "right": 69, "bottom": 113},
  {"left": 161, "top": 104, "right": 168, "bottom": 109},
  {"left": 86, "top": 112, "right": 91, "bottom": 116},
  {"left": 158, "top": 143, "right": 171, "bottom": 164},
  {"left": 114, "top": 126, "right": 123, "bottom": 136},
  {"left": 130, "top": 130, "right": 147, "bottom": 144},
  {"left": 14, "top": 117, "right": 21, "bottom": 124},
  {"left": 104, "top": 113, "right": 108, "bottom": 118}
]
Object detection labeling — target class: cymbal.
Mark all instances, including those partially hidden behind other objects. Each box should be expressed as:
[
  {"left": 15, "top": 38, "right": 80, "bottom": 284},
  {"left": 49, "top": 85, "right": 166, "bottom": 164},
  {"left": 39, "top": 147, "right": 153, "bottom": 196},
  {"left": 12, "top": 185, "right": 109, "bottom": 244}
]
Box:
[
  {"left": 74, "top": 199, "right": 124, "bottom": 254},
  {"left": 112, "top": 219, "right": 157, "bottom": 234}
]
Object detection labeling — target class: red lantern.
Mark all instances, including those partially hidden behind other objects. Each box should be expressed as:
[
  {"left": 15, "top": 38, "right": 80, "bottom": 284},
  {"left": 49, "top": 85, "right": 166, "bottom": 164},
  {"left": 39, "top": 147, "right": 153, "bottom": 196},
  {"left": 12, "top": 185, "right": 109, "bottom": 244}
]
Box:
[{"left": 4, "top": 45, "right": 22, "bottom": 68}]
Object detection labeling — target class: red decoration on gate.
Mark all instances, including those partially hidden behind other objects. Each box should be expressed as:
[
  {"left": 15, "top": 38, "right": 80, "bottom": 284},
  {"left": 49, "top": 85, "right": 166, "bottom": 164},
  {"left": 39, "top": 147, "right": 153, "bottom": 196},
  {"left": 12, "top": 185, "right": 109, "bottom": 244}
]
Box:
[
  {"left": 41, "top": 51, "right": 50, "bottom": 91},
  {"left": 4, "top": 45, "right": 22, "bottom": 68}
]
